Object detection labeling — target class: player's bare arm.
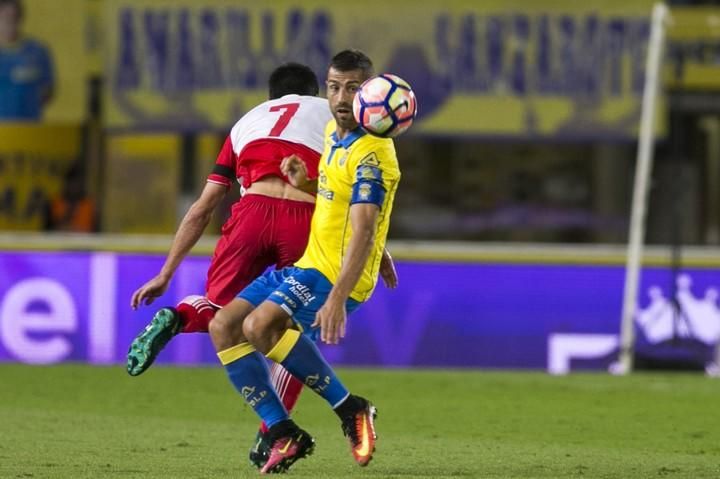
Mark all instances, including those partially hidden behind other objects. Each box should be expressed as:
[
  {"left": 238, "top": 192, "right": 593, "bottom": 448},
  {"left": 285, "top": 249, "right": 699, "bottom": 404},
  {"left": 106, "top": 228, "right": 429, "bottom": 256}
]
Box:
[
  {"left": 280, "top": 154, "right": 318, "bottom": 194},
  {"left": 131, "top": 182, "right": 226, "bottom": 309},
  {"left": 312, "top": 203, "right": 379, "bottom": 344},
  {"left": 380, "top": 248, "right": 398, "bottom": 289}
]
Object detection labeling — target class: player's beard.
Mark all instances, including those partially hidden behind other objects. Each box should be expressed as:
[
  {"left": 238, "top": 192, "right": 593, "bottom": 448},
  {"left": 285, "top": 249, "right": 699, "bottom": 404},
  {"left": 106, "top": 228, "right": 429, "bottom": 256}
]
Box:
[{"left": 332, "top": 103, "right": 357, "bottom": 130}]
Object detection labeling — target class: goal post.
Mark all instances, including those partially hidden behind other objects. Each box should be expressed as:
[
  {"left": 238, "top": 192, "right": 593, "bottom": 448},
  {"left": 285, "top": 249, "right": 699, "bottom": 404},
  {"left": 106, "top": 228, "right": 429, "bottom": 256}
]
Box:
[{"left": 617, "top": 2, "right": 670, "bottom": 374}]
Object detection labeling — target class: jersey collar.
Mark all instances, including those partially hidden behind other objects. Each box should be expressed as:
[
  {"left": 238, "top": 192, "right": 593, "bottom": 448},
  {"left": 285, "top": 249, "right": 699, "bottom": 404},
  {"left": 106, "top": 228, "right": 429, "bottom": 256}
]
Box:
[{"left": 330, "top": 127, "right": 366, "bottom": 149}]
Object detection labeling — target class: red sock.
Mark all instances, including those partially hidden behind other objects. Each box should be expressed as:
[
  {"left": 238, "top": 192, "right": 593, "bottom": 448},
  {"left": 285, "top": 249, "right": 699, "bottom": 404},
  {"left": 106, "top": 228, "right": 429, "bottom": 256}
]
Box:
[
  {"left": 260, "top": 362, "right": 304, "bottom": 433},
  {"left": 176, "top": 295, "right": 217, "bottom": 333}
]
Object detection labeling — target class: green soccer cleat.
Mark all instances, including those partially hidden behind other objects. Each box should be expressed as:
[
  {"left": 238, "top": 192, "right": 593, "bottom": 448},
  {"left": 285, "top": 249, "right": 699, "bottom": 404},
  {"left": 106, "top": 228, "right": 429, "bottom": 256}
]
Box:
[{"left": 126, "top": 307, "right": 182, "bottom": 376}]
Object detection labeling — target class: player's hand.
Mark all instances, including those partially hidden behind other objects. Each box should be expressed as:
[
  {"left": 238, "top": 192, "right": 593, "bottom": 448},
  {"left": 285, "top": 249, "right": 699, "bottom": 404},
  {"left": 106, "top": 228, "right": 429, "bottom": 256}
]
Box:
[
  {"left": 280, "top": 154, "right": 309, "bottom": 188},
  {"left": 312, "top": 297, "right": 346, "bottom": 344},
  {"left": 130, "top": 274, "right": 171, "bottom": 310},
  {"left": 380, "top": 249, "right": 398, "bottom": 289}
]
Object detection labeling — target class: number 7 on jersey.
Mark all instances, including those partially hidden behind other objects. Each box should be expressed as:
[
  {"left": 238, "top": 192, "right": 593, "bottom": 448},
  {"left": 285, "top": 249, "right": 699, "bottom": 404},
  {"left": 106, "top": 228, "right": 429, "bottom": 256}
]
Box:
[{"left": 268, "top": 103, "right": 300, "bottom": 136}]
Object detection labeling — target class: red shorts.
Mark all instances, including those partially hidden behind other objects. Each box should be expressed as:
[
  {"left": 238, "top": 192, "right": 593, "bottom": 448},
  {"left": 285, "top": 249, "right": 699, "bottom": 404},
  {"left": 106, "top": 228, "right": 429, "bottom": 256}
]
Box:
[{"left": 205, "top": 194, "right": 314, "bottom": 307}]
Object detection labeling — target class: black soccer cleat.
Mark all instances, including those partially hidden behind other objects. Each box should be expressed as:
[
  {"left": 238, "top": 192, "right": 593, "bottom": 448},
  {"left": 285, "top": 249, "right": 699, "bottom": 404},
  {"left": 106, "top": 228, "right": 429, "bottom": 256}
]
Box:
[{"left": 249, "top": 429, "right": 271, "bottom": 469}]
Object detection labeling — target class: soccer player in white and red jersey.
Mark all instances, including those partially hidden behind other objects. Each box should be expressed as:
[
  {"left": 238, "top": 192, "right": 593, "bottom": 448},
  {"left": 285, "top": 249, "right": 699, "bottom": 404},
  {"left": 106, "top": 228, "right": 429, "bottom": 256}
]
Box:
[{"left": 126, "top": 63, "right": 393, "bottom": 468}]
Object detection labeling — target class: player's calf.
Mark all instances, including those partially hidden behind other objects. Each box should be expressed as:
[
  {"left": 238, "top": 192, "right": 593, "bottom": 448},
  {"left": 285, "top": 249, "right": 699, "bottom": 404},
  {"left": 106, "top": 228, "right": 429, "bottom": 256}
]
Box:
[
  {"left": 250, "top": 364, "right": 305, "bottom": 469},
  {"left": 209, "top": 298, "right": 255, "bottom": 351},
  {"left": 242, "top": 302, "right": 295, "bottom": 354},
  {"left": 176, "top": 295, "right": 216, "bottom": 333}
]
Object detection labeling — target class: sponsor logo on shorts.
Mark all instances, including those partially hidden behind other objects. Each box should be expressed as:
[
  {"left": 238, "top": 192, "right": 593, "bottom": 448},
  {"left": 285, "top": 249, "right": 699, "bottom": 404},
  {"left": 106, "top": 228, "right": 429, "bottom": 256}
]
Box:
[
  {"left": 284, "top": 275, "right": 317, "bottom": 307},
  {"left": 272, "top": 291, "right": 297, "bottom": 309}
]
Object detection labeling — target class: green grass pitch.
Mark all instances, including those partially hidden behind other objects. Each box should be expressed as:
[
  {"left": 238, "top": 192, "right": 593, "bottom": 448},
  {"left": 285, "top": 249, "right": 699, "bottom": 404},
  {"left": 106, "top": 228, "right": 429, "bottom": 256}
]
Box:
[{"left": 1, "top": 364, "right": 719, "bottom": 478}]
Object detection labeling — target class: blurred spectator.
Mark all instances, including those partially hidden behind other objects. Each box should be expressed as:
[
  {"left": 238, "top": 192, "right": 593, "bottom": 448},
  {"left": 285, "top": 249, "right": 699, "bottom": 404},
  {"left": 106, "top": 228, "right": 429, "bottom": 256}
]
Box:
[
  {"left": 0, "top": 0, "right": 54, "bottom": 120},
  {"left": 44, "top": 165, "right": 97, "bottom": 233}
]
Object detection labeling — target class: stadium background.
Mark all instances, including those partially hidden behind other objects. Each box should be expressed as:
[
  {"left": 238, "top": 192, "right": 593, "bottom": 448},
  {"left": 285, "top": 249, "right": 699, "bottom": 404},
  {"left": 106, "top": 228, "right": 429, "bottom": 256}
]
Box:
[{"left": 2, "top": 1, "right": 720, "bottom": 478}]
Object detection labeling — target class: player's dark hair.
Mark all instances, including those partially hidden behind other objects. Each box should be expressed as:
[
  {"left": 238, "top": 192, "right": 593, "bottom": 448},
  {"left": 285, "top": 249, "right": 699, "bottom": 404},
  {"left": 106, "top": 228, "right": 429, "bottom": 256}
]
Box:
[
  {"left": 0, "top": 0, "right": 23, "bottom": 19},
  {"left": 268, "top": 63, "right": 319, "bottom": 99},
  {"left": 329, "top": 49, "right": 374, "bottom": 79}
]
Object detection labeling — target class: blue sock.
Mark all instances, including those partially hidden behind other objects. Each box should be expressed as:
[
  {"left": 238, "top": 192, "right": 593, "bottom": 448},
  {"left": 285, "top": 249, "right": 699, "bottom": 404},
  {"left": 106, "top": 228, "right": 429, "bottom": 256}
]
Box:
[
  {"left": 218, "top": 342, "right": 288, "bottom": 428},
  {"left": 266, "top": 329, "right": 349, "bottom": 408}
]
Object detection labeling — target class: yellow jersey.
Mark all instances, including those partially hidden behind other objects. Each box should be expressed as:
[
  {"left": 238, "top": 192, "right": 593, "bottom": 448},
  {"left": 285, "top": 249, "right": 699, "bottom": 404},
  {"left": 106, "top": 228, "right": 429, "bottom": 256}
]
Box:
[{"left": 295, "top": 120, "right": 401, "bottom": 302}]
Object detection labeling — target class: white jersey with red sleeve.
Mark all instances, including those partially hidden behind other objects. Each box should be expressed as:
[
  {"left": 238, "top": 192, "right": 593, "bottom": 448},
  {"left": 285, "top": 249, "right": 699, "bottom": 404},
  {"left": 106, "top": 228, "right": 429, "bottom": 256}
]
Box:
[{"left": 208, "top": 94, "right": 331, "bottom": 190}]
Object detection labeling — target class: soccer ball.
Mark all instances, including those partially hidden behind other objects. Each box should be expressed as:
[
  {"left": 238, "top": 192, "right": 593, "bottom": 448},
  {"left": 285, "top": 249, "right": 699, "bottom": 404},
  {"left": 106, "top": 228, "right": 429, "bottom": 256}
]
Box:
[{"left": 353, "top": 74, "right": 417, "bottom": 138}]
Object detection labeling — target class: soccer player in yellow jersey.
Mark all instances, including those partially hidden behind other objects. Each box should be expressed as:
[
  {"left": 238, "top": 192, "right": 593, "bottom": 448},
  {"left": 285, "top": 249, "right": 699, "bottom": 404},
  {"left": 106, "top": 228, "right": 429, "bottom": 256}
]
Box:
[{"left": 209, "top": 50, "right": 400, "bottom": 474}]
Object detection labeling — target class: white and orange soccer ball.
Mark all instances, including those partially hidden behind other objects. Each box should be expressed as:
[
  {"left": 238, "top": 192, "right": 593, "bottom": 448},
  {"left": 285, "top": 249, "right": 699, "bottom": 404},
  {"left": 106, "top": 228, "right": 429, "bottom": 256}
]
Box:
[{"left": 353, "top": 74, "right": 417, "bottom": 138}]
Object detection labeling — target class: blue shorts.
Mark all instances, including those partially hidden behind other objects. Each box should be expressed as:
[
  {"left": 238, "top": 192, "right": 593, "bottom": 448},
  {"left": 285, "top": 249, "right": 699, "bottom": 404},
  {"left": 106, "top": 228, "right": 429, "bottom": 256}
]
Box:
[{"left": 237, "top": 266, "right": 361, "bottom": 341}]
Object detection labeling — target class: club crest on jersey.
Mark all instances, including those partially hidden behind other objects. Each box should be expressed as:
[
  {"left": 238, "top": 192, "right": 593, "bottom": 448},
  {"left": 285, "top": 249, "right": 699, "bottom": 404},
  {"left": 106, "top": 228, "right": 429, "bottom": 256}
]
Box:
[
  {"left": 338, "top": 151, "right": 349, "bottom": 166},
  {"left": 358, "top": 183, "right": 372, "bottom": 200}
]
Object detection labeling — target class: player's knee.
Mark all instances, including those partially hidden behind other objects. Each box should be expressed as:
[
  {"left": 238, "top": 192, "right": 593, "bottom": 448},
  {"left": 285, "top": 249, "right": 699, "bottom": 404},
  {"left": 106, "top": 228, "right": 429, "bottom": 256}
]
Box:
[
  {"left": 242, "top": 312, "right": 264, "bottom": 344},
  {"left": 243, "top": 309, "right": 293, "bottom": 353},
  {"left": 209, "top": 309, "right": 231, "bottom": 341}
]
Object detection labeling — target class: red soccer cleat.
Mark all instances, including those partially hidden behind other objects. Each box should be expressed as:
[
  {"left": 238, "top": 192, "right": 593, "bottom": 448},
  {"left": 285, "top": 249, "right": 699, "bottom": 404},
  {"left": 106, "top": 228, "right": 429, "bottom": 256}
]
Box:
[{"left": 260, "top": 420, "right": 315, "bottom": 474}]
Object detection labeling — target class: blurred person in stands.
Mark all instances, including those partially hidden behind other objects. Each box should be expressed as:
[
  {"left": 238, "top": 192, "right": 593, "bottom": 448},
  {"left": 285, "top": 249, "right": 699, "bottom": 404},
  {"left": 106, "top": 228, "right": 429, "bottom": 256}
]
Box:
[
  {"left": 44, "top": 164, "right": 97, "bottom": 233},
  {"left": 0, "top": 0, "right": 54, "bottom": 121},
  {"left": 127, "top": 62, "right": 398, "bottom": 468}
]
